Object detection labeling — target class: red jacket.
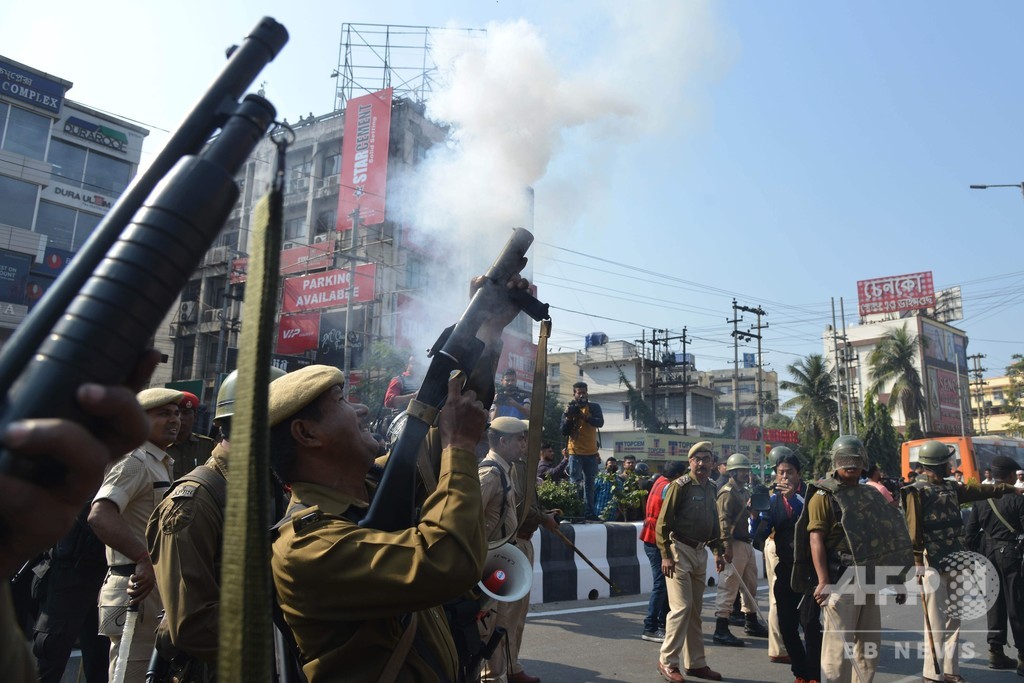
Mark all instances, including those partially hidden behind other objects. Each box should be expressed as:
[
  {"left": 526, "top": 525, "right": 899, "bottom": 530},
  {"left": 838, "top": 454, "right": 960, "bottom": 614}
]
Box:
[{"left": 640, "top": 475, "right": 670, "bottom": 544}]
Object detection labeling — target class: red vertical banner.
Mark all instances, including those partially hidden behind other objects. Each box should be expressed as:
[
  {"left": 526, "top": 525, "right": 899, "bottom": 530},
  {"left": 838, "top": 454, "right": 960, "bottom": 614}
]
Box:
[{"left": 337, "top": 88, "right": 392, "bottom": 231}]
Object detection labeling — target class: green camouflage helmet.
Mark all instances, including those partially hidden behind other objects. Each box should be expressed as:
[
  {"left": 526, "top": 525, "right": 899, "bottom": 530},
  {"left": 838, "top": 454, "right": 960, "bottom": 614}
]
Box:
[
  {"left": 830, "top": 435, "right": 867, "bottom": 470},
  {"left": 916, "top": 440, "right": 954, "bottom": 466},
  {"left": 215, "top": 367, "right": 288, "bottom": 420},
  {"left": 725, "top": 453, "right": 752, "bottom": 471}
]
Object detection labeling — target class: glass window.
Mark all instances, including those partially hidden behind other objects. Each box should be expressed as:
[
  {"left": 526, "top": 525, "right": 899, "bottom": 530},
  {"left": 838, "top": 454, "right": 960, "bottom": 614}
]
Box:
[
  {"left": 322, "top": 153, "right": 341, "bottom": 177},
  {"left": 2, "top": 106, "right": 50, "bottom": 160},
  {"left": 47, "top": 139, "right": 87, "bottom": 187},
  {"left": 284, "top": 217, "right": 306, "bottom": 241},
  {"left": 314, "top": 210, "right": 336, "bottom": 235},
  {"left": 35, "top": 201, "right": 77, "bottom": 250},
  {"left": 83, "top": 151, "right": 130, "bottom": 195},
  {"left": 75, "top": 211, "right": 101, "bottom": 248},
  {"left": 0, "top": 175, "right": 38, "bottom": 229}
]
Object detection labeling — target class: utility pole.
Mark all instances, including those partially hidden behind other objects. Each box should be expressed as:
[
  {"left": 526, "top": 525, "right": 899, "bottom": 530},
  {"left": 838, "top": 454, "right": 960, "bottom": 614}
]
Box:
[
  {"left": 955, "top": 352, "right": 967, "bottom": 437},
  {"left": 342, "top": 209, "right": 361, "bottom": 399},
  {"left": 736, "top": 303, "right": 767, "bottom": 476},
  {"left": 968, "top": 353, "right": 988, "bottom": 434},
  {"left": 830, "top": 298, "right": 844, "bottom": 437},
  {"left": 839, "top": 297, "right": 854, "bottom": 433},
  {"left": 729, "top": 300, "right": 743, "bottom": 453},
  {"left": 681, "top": 326, "right": 690, "bottom": 435}
]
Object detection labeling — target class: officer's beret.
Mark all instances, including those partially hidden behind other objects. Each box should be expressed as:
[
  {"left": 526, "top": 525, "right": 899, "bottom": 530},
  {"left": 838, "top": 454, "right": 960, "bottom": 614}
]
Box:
[
  {"left": 688, "top": 441, "right": 713, "bottom": 459},
  {"left": 489, "top": 416, "right": 529, "bottom": 435},
  {"left": 179, "top": 391, "right": 199, "bottom": 411},
  {"left": 269, "top": 365, "right": 344, "bottom": 427},
  {"left": 991, "top": 454, "right": 1021, "bottom": 475},
  {"left": 137, "top": 388, "right": 184, "bottom": 411}
]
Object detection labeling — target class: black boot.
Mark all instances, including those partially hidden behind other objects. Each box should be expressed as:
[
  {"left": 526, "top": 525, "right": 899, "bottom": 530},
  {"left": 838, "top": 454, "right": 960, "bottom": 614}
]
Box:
[
  {"left": 743, "top": 613, "right": 769, "bottom": 637},
  {"left": 989, "top": 646, "right": 1016, "bottom": 669},
  {"left": 1016, "top": 651, "right": 1024, "bottom": 676},
  {"left": 712, "top": 617, "right": 744, "bottom": 647}
]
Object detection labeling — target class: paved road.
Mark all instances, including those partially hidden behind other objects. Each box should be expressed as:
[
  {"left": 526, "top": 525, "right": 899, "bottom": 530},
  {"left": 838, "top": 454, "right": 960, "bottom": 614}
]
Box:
[{"left": 518, "top": 581, "right": 1016, "bottom": 682}]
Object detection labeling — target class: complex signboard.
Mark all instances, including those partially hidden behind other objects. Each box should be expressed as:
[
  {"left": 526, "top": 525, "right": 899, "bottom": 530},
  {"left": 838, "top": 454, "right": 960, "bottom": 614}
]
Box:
[
  {"left": 920, "top": 319, "right": 969, "bottom": 435},
  {"left": 857, "top": 271, "right": 935, "bottom": 317}
]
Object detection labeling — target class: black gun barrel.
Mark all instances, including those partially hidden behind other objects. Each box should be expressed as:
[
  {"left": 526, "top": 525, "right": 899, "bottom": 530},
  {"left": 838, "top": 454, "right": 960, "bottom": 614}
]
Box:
[
  {"left": 360, "top": 228, "right": 536, "bottom": 532},
  {"left": 0, "top": 17, "right": 288, "bottom": 395},
  {"left": 0, "top": 95, "right": 277, "bottom": 484}
]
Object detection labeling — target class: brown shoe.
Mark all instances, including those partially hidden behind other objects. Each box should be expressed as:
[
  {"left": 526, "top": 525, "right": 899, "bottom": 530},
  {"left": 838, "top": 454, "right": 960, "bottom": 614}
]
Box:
[
  {"left": 684, "top": 666, "right": 723, "bottom": 681},
  {"left": 657, "top": 662, "right": 685, "bottom": 683},
  {"left": 510, "top": 672, "right": 541, "bottom": 683},
  {"left": 770, "top": 655, "right": 792, "bottom": 664}
]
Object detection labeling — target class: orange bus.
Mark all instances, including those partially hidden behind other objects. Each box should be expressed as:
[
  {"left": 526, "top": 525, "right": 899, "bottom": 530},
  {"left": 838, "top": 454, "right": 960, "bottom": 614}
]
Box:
[{"left": 901, "top": 435, "right": 1024, "bottom": 483}]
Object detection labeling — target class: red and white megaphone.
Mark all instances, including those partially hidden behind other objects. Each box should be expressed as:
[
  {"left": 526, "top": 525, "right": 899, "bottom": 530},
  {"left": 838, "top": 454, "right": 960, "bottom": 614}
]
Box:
[{"left": 477, "top": 542, "right": 533, "bottom": 602}]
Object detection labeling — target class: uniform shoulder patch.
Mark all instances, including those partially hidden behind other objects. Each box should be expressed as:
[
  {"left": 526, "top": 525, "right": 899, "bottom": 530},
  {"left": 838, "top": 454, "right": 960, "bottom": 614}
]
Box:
[
  {"left": 815, "top": 490, "right": 827, "bottom": 496},
  {"left": 170, "top": 484, "right": 198, "bottom": 500},
  {"left": 293, "top": 507, "right": 327, "bottom": 535},
  {"left": 676, "top": 474, "right": 692, "bottom": 486}
]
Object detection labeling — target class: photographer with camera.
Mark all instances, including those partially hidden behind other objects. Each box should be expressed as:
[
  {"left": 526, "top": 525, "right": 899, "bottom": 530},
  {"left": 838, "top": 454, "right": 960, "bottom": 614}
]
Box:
[
  {"left": 560, "top": 382, "right": 604, "bottom": 521},
  {"left": 490, "top": 368, "right": 530, "bottom": 420}
]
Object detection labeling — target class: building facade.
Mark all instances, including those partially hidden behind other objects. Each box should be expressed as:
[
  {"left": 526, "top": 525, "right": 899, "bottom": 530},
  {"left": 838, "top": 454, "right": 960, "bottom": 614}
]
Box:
[{"left": 0, "top": 55, "right": 147, "bottom": 339}]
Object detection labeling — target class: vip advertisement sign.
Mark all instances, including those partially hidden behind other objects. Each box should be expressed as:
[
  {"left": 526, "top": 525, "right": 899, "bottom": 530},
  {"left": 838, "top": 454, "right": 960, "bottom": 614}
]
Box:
[
  {"left": 857, "top": 271, "right": 935, "bottom": 317},
  {"left": 276, "top": 312, "right": 320, "bottom": 355},
  {"left": 336, "top": 88, "right": 392, "bottom": 230},
  {"left": 281, "top": 264, "right": 376, "bottom": 313}
]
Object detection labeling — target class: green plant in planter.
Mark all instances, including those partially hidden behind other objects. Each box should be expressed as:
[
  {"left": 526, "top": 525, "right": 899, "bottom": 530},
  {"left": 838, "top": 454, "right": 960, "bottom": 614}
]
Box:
[{"left": 537, "top": 478, "right": 584, "bottom": 520}]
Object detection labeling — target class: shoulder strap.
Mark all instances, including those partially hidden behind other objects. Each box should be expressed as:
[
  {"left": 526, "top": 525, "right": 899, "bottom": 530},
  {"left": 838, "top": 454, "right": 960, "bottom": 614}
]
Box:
[
  {"left": 479, "top": 461, "right": 511, "bottom": 526},
  {"left": 986, "top": 498, "right": 1020, "bottom": 534},
  {"left": 378, "top": 612, "right": 418, "bottom": 683},
  {"left": 171, "top": 465, "right": 228, "bottom": 510}
]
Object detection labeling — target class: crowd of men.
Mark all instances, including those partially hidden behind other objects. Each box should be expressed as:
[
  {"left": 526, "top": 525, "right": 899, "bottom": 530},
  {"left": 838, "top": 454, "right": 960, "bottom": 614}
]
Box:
[
  {"left": 4, "top": 333, "right": 1024, "bottom": 683},
  {"left": 637, "top": 436, "right": 1024, "bottom": 683}
]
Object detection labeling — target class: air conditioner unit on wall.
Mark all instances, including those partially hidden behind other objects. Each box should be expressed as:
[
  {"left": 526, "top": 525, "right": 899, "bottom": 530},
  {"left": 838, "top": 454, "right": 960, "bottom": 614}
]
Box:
[
  {"left": 179, "top": 301, "right": 197, "bottom": 323},
  {"left": 295, "top": 177, "right": 310, "bottom": 192},
  {"left": 313, "top": 234, "right": 330, "bottom": 244}
]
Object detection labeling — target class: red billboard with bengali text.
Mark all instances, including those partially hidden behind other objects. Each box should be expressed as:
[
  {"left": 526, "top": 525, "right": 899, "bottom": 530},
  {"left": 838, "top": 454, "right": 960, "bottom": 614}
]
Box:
[
  {"left": 276, "top": 312, "right": 321, "bottom": 355},
  {"left": 926, "top": 365, "right": 965, "bottom": 436},
  {"left": 281, "top": 264, "right": 376, "bottom": 314},
  {"left": 337, "top": 88, "right": 392, "bottom": 230},
  {"left": 857, "top": 271, "right": 935, "bottom": 317}
]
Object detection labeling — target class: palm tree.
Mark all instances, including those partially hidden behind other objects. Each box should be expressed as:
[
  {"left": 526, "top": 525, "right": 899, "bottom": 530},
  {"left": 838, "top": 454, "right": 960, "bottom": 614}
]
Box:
[
  {"left": 867, "top": 325, "right": 926, "bottom": 431},
  {"left": 780, "top": 353, "right": 838, "bottom": 445}
]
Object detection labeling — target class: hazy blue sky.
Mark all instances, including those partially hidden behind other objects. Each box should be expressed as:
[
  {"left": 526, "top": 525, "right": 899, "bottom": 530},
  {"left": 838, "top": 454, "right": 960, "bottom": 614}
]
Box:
[{"left": 7, "top": 1, "right": 1024, "bottom": 390}]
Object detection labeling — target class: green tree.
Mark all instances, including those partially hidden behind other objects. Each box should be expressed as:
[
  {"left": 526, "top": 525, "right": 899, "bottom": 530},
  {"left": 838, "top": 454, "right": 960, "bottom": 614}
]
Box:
[
  {"left": 359, "top": 341, "right": 413, "bottom": 422},
  {"left": 542, "top": 389, "right": 565, "bottom": 449},
  {"left": 867, "top": 325, "right": 927, "bottom": 433},
  {"left": 780, "top": 354, "right": 837, "bottom": 448},
  {"left": 619, "top": 370, "right": 672, "bottom": 433},
  {"left": 1003, "top": 355, "right": 1024, "bottom": 437},
  {"left": 763, "top": 413, "right": 794, "bottom": 430},
  {"left": 859, "top": 395, "right": 901, "bottom": 476}
]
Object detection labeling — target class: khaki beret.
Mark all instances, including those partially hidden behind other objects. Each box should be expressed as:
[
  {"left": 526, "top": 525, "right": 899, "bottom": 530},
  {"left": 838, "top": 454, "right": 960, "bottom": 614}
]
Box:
[
  {"left": 137, "top": 388, "right": 184, "bottom": 411},
  {"left": 489, "top": 416, "right": 529, "bottom": 435},
  {"left": 688, "top": 441, "right": 714, "bottom": 459},
  {"left": 269, "top": 365, "right": 344, "bottom": 427}
]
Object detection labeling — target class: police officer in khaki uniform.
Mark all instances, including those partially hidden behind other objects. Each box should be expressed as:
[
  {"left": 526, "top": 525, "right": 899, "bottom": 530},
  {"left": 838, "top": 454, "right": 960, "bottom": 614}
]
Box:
[
  {"left": 89, "top": 387, "right": 181, "bottom": 681},
  {"left": 713, "top": 453, "right": 768, "bottom": 647},
  {"left": 793, "top": 435, "right": 912, "bottom": 683},
  {"left": 656, "top": 441, "right": 724, "bottom": 682},
  {"left": 167, "top": 391, "right": 215, "bottom": 480},
  {"left": 479, "top": 416, "right": 529, "bottom": 683},
  {"left": 269, "top": 365, "right": 489, "bottom": 682},
  {"left": 146, "top": 369, "right": 284, "bottom": 679},
  {"left": 902, "top": 440, "right": 1022, "bottom": 683}
]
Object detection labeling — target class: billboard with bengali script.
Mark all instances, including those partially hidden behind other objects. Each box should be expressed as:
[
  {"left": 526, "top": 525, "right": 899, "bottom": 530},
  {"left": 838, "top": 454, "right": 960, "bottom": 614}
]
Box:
[
  {"left": 926, "top": 366, "right": 966, "bottom": 436},
  {"left": 276, "top": 312, "right": 320, "bottom": 355},
  {"left": 857, "top": 271, "right": 935, "bottom": 317},
  {"left": 281, "top": 264, "right": 376, "bottom": 314},
  {"left": 336, "top": 88, "right": 392, "bottom": 230},
  {"left": 495, "top": 333, "right": 538, "bottom": 392}
]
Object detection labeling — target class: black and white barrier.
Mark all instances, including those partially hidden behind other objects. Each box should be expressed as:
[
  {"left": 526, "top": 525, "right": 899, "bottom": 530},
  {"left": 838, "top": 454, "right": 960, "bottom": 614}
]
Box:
[{"left": 529, "top": 521, "right": 764, "bottom": 604}]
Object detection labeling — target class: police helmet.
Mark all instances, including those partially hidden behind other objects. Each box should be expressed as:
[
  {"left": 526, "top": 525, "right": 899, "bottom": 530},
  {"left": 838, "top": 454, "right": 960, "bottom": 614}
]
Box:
[
  {"left": 916, "top": 440, "right": 954, "bottom": 466},
  {"left": 769, "top": 446, "right": 796, "bottom": 466},
  {"left": 830, "top": 435, "right": 867, "bottom": 470},
  {"left": 725, "top": 453, "right": 752, "bottom": 471},
  {"left": 215, "top": 367, "right": 288, "bottom": 421}
]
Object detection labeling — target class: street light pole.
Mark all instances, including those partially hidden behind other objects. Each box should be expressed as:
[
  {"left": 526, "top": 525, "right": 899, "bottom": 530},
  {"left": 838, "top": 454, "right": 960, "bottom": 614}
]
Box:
[{"left": 969, "top": 183, "right": 1024, "bottom": 199}]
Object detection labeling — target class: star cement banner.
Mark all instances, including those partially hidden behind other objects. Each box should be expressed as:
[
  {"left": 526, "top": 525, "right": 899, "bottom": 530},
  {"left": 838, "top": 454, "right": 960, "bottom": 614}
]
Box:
[
  {"left": 336, "top": 88, "right": 392, "bottom": 230},
  {"left": 281, "top": 264, "right": 377, "bottom": 313}
]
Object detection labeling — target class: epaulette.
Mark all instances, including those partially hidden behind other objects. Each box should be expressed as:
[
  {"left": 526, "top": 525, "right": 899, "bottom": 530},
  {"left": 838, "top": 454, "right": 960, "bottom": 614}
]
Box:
[
  {"left": 675, "top": 473, "right": 693, "bottom": 487},
  {"left": 292, "top": 505, "right": 328, "bottom": 535},
  {"left": 194, "top": 433, "right": 215, "bottom": 443}
]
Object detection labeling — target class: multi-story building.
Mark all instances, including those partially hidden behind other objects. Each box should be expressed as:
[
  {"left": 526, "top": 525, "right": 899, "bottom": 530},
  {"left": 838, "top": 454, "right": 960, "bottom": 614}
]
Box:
[
  {"left": 694, "top": 366, "right": 780, "bottom": 425},
  {"left": 0, "top": 55, "right": 147, "bottom": 340},
  {"left": 968, "top": 374, "right": 1017, "bottom": 436},
  {"left": 823, "top": 314, "right": 970, "bottom": 435}
]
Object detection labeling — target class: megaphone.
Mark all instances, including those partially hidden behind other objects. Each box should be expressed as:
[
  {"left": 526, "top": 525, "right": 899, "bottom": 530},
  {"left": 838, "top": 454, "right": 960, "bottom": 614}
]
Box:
[{"left": 477, "top": 543, "right": 533, "bottom": 603}]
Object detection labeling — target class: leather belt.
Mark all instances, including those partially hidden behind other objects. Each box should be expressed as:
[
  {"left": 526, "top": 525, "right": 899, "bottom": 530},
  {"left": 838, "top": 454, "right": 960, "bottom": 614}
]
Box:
[
  {"left": 108, "top": 565, "right": 134, "bottom": 577},
  {"left": 677, "top": 537, "right": 706, "bottom": 550}
]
